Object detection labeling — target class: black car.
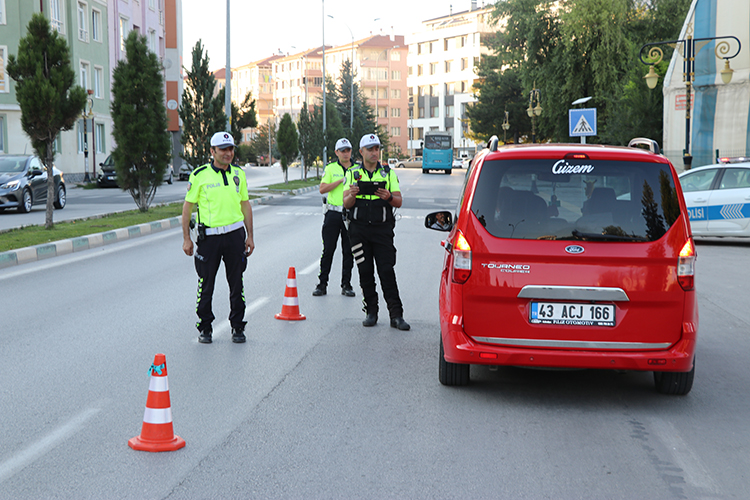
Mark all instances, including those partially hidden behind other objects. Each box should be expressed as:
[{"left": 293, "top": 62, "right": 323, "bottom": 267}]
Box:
[
  {"left": 0, "top": 154, "right": 66, "bottom": 212},
  {"left": 97, "top": 154, "right": 174, "bottom": 187}
]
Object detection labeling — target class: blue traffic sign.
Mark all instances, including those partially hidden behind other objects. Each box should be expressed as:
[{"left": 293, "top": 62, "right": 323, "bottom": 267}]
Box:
[{"left": 569, "top": 108, "right": 597, "bottom": 137}]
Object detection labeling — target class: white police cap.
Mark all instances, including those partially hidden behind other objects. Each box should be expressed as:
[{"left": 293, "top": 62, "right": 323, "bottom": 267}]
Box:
[
  {"left": 210, "top": 131, "right": 235, "bottom": 149},
  {"left": 335, "top": 138, "right": 352, "bottom": 151},
  {"left": 359, "top": 134, "right": 381, "bottom": 149}
]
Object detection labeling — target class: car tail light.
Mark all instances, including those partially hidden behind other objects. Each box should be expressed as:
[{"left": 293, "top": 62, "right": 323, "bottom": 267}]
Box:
[
  {"left": 452, "top": 230, "right": 472, "bottom": 284},
  {"left": 677, "top": 239, "right": 696, "bottom": 291}
]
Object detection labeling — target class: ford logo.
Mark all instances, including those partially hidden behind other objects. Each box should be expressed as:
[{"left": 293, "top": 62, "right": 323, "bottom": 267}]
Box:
[{"left": 565, "top": 245, "right": 585, "bottom": 254}]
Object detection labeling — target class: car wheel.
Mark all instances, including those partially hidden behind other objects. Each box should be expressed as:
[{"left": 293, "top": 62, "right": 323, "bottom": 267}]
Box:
[
  {"left": 53, "top": 184, "right": 66, "bottom": 209},
  {"left": 166, "top": 172, "right": 173, "bottom": 185},
  {"left": 654, "top": 357, "right": 694, "bottom": 395},
  {"left": 398, "top": 163, "right": 404, "bottom": 169},
  {"left": 422, "top": 169, "right": 428, "bottom": 174},
  {"left": 445, "top": 169, "right": 452, "bottom": 175},
  {"left": 18, "top": 188, "right": 32, "bottom": 213},
  {"left": 439, "top": 337, "right": 470, "bottom": 386}
]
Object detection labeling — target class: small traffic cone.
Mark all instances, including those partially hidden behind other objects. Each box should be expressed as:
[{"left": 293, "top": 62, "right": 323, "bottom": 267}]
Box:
[
  {"left": 128, "top": 353, "right": 186, "bottom": 452},
  {"left": 275, "top": 266, "right": 306, "bottom": 321}
]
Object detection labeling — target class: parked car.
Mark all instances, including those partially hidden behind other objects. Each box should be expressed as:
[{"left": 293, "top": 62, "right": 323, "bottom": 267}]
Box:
[
  {"left": 0, "top": 154, "right": 66, "bottom": 212},
  {"left": 97, "top": 154, "right": 174, "bottom": 187},
  {"left": 387, "top": 158, "right": 398, "bottom": 169},
  {"left": 678, "top": 157, "right": 750, "bottom": 237},
  {"left": 425, "top": 139, "right": 697, "bottom": 394},
  {"left": 397, "top": 156, "right": 422, "bottom": 168},
  {"left": 179, "top": 163, "right": 193, "bottom": 181},
  {"left": 452, "top": 158, "right": 463, "bottom": 169}
]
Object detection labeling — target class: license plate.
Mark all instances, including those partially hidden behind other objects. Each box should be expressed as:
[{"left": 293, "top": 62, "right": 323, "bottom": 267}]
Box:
[{"left": 530, "top": 302, "right": 615, "bottom": 327}]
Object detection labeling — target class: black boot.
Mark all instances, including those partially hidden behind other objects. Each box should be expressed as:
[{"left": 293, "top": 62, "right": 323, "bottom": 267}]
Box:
[
  {"left": 312, "top": 284, "right": 327, "bottom": 296},
  {"left": 363, "top": 313, "right": 378, "bottom": 327},
  {"left": 341, "top": 285, "right": 355, "bottom": 297},
  {"left": 198, "top": 328, "right": 213, "bottom": 344}
]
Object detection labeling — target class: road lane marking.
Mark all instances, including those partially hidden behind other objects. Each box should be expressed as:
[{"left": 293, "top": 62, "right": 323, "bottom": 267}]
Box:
[
  {"left": 0, "top": 408, "right": 100, "bottom": 484},
  {"left": 299, "top": 261, "right": 320, "bottom": 276},
  {"left": 650, "top": 418, "right": 718, "bottom": 493}
]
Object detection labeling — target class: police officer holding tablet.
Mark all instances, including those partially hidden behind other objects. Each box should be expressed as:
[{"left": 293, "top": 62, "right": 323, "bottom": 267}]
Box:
[
  {"left": 313, "top": 137, "right": 356, "bottom": 297},
  {"left": 343, "top": 134, "right": 410, "bottom": 330},
  {"left": 182, "top": 132, "right": 254, "bottom": 344}
]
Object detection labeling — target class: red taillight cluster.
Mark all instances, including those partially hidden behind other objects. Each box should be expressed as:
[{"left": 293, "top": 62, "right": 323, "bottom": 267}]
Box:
[
  {"left": 677, "top": 239, "right": 696, "bottom": 291},
  {"left": 452, "top": 230, "right": 472, "bottom": 284}
]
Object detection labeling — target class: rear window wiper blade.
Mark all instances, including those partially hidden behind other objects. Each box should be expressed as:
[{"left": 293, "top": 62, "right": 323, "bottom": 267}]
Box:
[{"left": 571, "top": 230, "right": 647, "bottom": 242}]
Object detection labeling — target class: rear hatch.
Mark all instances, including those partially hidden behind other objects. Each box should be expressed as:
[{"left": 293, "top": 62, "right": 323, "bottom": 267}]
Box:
[{"left": 459, "top": 153, "right": 691, "bottom": 349}]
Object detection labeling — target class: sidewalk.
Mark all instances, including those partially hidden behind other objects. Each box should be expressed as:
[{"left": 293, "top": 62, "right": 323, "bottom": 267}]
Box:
[{"left": 0, "top": 186, "right": 318, "bottom": 269}]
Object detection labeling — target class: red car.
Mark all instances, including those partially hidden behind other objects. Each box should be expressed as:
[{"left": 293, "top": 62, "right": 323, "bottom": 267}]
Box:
[{"left": 425, "top": 139, "right": 697, "bottom": 395}]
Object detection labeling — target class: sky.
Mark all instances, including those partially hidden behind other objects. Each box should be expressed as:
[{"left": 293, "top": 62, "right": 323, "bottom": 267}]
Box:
[{"left": 180, "top": 0, "right": 490, "bottom": 71}]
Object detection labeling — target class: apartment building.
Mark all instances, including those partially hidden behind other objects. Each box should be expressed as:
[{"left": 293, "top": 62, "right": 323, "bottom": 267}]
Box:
[
  {"left": 232, "top": 55, "right": 281, "bottom": 143},
  {"left": 0, "top": 0, "right": 180, "bottom": 180},
  {"left": 406, "top": 3, "right": 495, "bottom": 157},
  {"left": 326, "top": 35, "right": 408, "bottom": 156},
  {"left": 271, "top": 47, "right": 326, "bottom": 124}
]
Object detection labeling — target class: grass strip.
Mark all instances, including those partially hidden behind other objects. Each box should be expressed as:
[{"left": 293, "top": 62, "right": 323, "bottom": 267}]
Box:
[{"left": 264, "top": 176, "right": 322, "bottom": 191}]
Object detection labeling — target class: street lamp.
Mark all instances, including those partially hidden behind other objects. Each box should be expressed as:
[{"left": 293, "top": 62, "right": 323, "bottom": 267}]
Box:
[
  {"left": 327, "top": 14, "right": 354, "bottom": 130},
  {"left": 501, "top": 109, "right": 510, "bottom": 144},
  {"left": 527, "top": 83, "right": 542, "bottom": 143},
  {"left": 639, "top": 23, "right": 740, "bottom": 169}
]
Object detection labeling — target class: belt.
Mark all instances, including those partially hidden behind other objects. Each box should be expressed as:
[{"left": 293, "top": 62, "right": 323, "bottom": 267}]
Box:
[
  {"left": 325, "top": 204, "right": 344, "bottom": 213},
  {"left": 205, "top": 221, "right": 244, "bottom": 235}
]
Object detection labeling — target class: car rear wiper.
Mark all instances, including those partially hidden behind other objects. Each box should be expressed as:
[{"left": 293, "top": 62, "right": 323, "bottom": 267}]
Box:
[{"left": 571, "top": 230, "right": 647, "bottom": 242}]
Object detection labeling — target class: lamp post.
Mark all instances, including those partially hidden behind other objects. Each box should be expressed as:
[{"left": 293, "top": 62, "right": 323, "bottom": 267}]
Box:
[
  {"left": 327, "top": 15, "right": 354, "bottom": 130},
  {"left": 527, "top": 83, "right": 542, "bottom": 143},
  {"left": 639, "top": 24, "right": 740, "bottom": 169},
  {"left": 501, "top": 109, "right": 510, "bottom": 144}
]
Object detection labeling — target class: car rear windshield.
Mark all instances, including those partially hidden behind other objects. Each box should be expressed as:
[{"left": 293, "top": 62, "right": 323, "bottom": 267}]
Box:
[{"left": 470, "top": 158, "right": 681, "bottom": 242}]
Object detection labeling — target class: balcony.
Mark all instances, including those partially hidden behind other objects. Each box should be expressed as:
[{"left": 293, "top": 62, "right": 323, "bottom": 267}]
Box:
[{"left": 78, "top": 29, "right": 89, "bottom": 43}]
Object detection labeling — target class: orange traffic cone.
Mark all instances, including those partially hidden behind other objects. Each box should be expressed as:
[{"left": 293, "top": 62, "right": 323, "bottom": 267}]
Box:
[
  {"left": 275, "top": 266, "right": 306, "bottom": 321},
  {"left": 128, "top": 353, "right": 186, "bottom": 452}
]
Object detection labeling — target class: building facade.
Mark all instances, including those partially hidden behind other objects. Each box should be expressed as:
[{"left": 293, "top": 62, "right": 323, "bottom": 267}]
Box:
[
  {"left": 406, "top": 4, "right": 495, "bottom": 158},
  {"left": 232, "top": 55, "right": 281, "bottom": 143}
]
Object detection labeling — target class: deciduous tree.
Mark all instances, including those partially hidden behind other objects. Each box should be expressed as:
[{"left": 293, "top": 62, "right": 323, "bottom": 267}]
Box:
[{"left": 277, "top": 113, "right": 299, "bottom": 183}]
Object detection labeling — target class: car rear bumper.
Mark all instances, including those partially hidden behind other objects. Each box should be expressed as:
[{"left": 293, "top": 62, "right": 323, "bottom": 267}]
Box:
[{"left": 441, "top": 323, "right": 696, "bottom": 372}]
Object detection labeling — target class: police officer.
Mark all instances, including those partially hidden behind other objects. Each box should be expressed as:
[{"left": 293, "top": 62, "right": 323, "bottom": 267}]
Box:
[
  {"left": 181, "top": 132, "right": 255, "bottom": 344},
  {"left": 343, "top": 134, "right": 410, "bottom": 330},
  {"left": 313, "top": 138, "right": 356, "bottom": 297}
]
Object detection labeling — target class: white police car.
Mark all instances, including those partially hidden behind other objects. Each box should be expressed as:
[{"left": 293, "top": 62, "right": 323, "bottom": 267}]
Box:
[{"left": 678, "top": 157, "right": 750, "bottom": 237}]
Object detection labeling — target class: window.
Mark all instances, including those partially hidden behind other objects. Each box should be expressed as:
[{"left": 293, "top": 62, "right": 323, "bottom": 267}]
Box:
[
  {"left": 445, "top": 82, "right": 455, "bottom": 95},
  {"left": 444, "top": 39, "right": 449, "bottom": 51},
  {"left": 391, "top": 89, "right": 401, "bottom": 99},
  {"left": 430, "top": 84, "right": 438, "bottom": 96},
  {"left": 446, "top": 105, "right": 454, "bottom": 117},
  {"left": 430, "top": 63, "right": 437, "bottom": 75},
  {"left": 93, "top": 66, "right": 103, "bottom": 98},
  {"left": 417, "top": 65, "right": 423, "bottom": 76},
  {"left": 95, "top": 123, "right": 105, "bottom": 153},
  {"left": 391, "top": 127, "right": 401, "bottom": 137},
  {"left": 418, "top": 107, "right": 425, "bottom": 118},
  {"left": 148, "top": 0, "right": 155, "bottom": 10},
  {"left": 391, "top": 108, "right": 401, "bottom": 118},
  {"left": 431, "top": 106, "right": 439, "bottom": 118},
  {"left": 0, "top": 46, "right": 7, "bottom": 93},
  {"left": 148, "top": 30, "right": 156, "bottom": 52},
  {"left": 390, "top": 51, "right": 400, "bottom": 61},
  {"left": 77, "top": 2, "right": 88, "bottom": 42},
  {"left": 0, "top": 0, "right": 5, "bottom": 25},
  {"left": 0, "top": 115, "right": 4, "bottom": 152},
  {"left": 119, "top": 16, "right": 129, "bottom": 53},
  {"left": 80, "top": 61, "right": 90, "bottom": 90},
  {"left": 378, "top": 107, "right": 387, "bottom": 118},
  {"left": 445, "top": 60, "right": 452, "bottom": 73},
  {"left": 460, "top": 35, "right": 467, "bottom": 47},
  {"left": 91, "top": 9, "right": 101, "bottom": 41},
  {"left": 391, "top": 70, "right": 401, "bottom": 80},
  {"left": 50, "top": 0, "right": 64, "bottom": 33},
  {"left": 461, "top": 58, "right": 469, "bottom": 70}
]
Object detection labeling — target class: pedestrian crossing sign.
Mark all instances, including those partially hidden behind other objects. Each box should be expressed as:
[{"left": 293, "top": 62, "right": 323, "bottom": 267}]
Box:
[{"left": 569, "top": 108, "right": 597, "bottom": 137}]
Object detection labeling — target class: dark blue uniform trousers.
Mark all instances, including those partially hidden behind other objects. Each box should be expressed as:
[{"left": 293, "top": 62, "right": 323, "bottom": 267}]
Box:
[
  {"left": 194, "top": 227, "right": 247, "bottom": 332},
  {"left": 348, "top": 221, "right": 403, "bottom": 319}
]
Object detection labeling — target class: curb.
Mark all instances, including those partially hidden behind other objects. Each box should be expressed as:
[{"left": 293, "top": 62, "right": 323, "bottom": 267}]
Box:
[{"left": 0, "top": 195, "right": 277, "bottom": 270}]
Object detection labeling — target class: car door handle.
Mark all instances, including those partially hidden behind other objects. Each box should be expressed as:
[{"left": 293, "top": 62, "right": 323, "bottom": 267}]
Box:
[{"left": 692, "top": 198, "right": 707, "bottom": 203}]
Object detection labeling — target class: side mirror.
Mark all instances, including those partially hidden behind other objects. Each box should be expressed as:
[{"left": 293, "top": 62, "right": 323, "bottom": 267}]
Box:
[{"left": 425, "top": 211, "right": 453, "bottom": 232}]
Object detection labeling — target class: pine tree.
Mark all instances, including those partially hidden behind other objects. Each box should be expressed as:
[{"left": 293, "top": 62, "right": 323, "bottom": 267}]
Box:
[
  {"left": 179, "top": 41, "right": 225, "bottom": 169},
  {"left": 297, "top": 103, "right": 321, "bottom": 178},
  {"left": 6, "top": 13, "right": 86, "bottom": 229},
  {"left": 215, "top": 88, "right": 258, "bottom": 146},
  {"left": 277, "top": 113, "right": 299, "bottom": 183},
  {"left": 110, "top": 31, "right": 172, "bottom": 212}
]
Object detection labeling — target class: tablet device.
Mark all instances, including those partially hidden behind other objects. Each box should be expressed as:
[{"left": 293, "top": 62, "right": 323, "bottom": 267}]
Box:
[{"left": 357, "top": 181, "right": 386, "bottom": 195}]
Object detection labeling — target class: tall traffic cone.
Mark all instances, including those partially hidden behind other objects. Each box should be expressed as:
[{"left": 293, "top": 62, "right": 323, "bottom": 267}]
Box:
[
  {"left": 275, "top": 266, "right": 306, "bottom": 321},
  {"left": 128, "top": 353, "right": 186, "bottom": 452}
]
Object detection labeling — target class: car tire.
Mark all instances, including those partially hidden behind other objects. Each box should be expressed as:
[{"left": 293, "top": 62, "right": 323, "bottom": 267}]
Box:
[
  {"left": 445, "top": 169, "right": 452, "bottom": 175},
  {"left": 53, "top": 184, "right": 66, "bottom": 209},
  {"left": 654, "top": 357, "right": 694, "bottom": 395},
  {"left": 18, "top": 188, "right": 32, "bottom": 213},
  {"left": 398, "top": 163, "right": 404, "bottom": 169},
  {"left": 439, "top": 337, "right": 470, "bottom": 386},
  {"left": 166, "top": 172, "right": 173, "bottom": 185},
  {"left": 422, "top": 169, "right": 428, "bottom": 174}
]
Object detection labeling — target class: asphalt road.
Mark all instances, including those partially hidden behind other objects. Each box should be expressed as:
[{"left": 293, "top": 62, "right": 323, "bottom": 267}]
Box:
[{"left": 1, "top": 168, "right": 749, "bottom": 499}]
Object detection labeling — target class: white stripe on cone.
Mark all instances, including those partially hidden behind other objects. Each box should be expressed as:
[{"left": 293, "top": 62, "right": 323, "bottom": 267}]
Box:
[
  {"left": 287, "top": 278, "right": 297, "bottom": 287},
  {"left": 148, "top": 377, "right": 169, "bottom": 392},
  {"left": 283, "top": 297, "right": 299, "bottom": 306},
  {"left": 143, "top": 407, "right": 173, "bottom": 424}
]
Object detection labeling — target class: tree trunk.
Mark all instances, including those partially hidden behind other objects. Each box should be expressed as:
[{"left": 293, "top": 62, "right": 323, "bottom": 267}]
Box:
[{"left": 45, "top": 140, "right": 55, "bottom": 229}]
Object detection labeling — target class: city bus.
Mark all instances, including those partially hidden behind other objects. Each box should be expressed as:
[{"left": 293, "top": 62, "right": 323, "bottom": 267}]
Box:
[{"left": 422, "top": 131, "right": 453, "bottom": 174}]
